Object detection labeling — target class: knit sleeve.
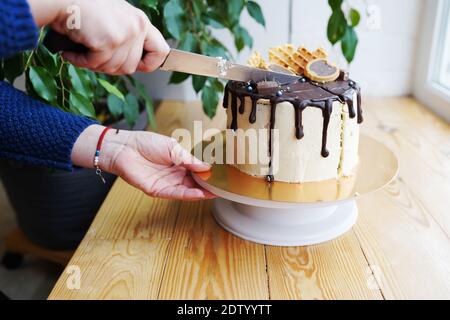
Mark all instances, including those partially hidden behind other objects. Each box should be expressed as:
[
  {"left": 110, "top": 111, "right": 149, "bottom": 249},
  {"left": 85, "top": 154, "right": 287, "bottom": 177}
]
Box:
[
  {"left": 0, "top": 0, "right": 38, "bottom": 58},
  {"left": 0, "top": 81, "right": 97, "bottom": 171}
]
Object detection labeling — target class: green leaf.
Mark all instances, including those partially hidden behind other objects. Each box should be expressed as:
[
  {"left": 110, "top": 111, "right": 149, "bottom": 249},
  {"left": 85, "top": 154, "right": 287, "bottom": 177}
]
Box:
[
  {"left": 349, "top": 8, "right": 361, "bottom": 27},
  {"left": 178, "top": 32, "right": 197, "bottom": 52},
  {"left": 341, "top": 26, "right": 358, "bottom": 63},
  {"left": 69, "top": 91, "right": 96, "bottom": 118},
  {"left": 133, "top": 79, "right": 151, "bottom": 100},
  {"left": 86, "top": 70, "right": 98, "bottom": 86},
  {"left": 107, "top": 94, "right": 124, "bottom": 119},
  {"left": 209, "top": 78, "right": 224, "bottom": 92},
  {"left": 327, "top": 9, "right": 347, "bottom": 45},
  {"left": 200, "top": 40, "right": 229, "bottom": 59},
  {"left": 140, "top": 0, "right": 158, "bottom": 12},
  {"left": 37, "top": 45, "right": 59, "bottom": 75},
  {"left": 163, "top": 0, "right": 185, "bottom": 40},
  {"left": 128, "top": 77, "right": 156, "bottom": 129},
  {"left": 328, "top": 0, "right": 344, "bottom": 10},
  {"left": 68, "top": 65, "right": 93, "bottom": 99},
  {"left": 205, "top": 15, "right": 226, "bottom": 29},
  {"left": 124, "top": 93, "right": 140, "bottom": 128},
  {"left": 246, "top": 1, "right": 265, "bottom": 27},
  {"left": 98, "top": 78, "right": 125, "bottom": 100},
  {"left": 3, "top": 54, "right": 24, "bottom": 84},
  {"left": 192, "top": 0, "right": 205, "bottom": 16},
  {"left": 169, "top": 71, "right": 190, "bottom": 84},
  {"left": 241, "top": 27, "right": 253, "bottom": 48},
  {"left": 144, "top": 98, "right": 157, "bottom": 129},
  {"left": 29, "top": 66, "right": 58, "bottom": 104},
  {"left": 192, "top": 75, "right": 207, "bottom": 93},
  {"left": 227, "top": 0, "right": 245, "bottom": 24},
  {"left": 233, "top": 25, "right": 253, "bottom": 51},
  {"left": 201, "top": 86, "right": 219, "bottom": 119}
]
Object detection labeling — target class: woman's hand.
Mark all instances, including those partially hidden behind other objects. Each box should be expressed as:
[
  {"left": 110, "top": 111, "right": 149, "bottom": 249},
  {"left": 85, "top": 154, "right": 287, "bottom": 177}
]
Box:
[
  {"left": 71, "top": 125, "right": 216, "bottom": 201},
  {"left": 28, "top": 0, "right": 169, "bottom": 74}
]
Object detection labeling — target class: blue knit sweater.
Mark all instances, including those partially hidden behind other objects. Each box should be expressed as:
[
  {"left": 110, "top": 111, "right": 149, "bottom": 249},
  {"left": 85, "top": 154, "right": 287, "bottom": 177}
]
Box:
[{"left": 0, "top": 0, "right": 96, "bottom": 171}]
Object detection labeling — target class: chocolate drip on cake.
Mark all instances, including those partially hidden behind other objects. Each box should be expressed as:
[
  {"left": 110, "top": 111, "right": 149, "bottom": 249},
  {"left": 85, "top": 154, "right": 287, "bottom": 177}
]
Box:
[
  {"left": 223, "top": 83, "right": 230, "bottom": 109},
  {"left": 321, "top": 100, "right": 333, "bottom": 158},
  {"left": 293, "top": 101, "right": 305, "bottom": 139},
  {"left": 224, "top": 78, "right": 362, "bottom": 182},
  {"left": 238, "top": 96, "right": 245, "bottom": 114},
  {"left": 267, "top": 99, "right": 278, "bottom": 182},
  {"left": 249, "top": 97, "right": 258, "bottom": 124},
  {"left": 230, "top": 93, "right": 238, "bottom": 131},
  {"left": 356, "top": 86, "right": 363, "bottom": 123}
]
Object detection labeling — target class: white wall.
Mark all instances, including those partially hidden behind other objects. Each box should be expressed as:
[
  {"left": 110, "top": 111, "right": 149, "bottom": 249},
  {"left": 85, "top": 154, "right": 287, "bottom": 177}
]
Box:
[{"left": 139, "top": 0, "right": 424, "bottom": 100}]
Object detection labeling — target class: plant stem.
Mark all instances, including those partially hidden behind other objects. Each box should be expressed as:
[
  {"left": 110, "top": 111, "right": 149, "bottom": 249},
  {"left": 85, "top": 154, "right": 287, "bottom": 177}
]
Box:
[
  {"left": 24, "top": 50, "right": 35, "bottom": 70},
  {"left": 57, "top": 57, "right": 68, "bottom": 111}
]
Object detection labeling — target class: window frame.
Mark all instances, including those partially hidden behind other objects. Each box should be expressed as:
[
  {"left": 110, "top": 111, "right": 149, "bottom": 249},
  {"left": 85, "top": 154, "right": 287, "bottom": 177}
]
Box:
[{"left": 414, "top": 0, "right": 450, "bottom": 122}]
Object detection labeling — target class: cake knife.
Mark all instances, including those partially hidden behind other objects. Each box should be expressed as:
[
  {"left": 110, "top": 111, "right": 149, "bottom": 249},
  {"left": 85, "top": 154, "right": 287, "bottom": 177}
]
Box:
[{"left": 44, "top": 30, "right": 301, "bottom": 84}]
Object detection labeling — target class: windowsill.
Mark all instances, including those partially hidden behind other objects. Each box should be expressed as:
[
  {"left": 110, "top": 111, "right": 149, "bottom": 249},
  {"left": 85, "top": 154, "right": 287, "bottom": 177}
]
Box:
[{"left": 413, "top": 0, "right": 450, "bottom": 124}]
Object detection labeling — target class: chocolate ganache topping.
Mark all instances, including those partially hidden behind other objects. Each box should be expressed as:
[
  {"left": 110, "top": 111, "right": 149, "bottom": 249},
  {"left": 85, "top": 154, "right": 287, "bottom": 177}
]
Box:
[{"left": 223, "top": 78, "right": 363, "bottom": 181}]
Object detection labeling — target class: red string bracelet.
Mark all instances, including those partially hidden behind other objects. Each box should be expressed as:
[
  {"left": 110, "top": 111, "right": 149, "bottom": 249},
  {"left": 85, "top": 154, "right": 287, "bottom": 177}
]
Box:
[{"left": 94, "top": 126, "right": 114, "bottom": 184}]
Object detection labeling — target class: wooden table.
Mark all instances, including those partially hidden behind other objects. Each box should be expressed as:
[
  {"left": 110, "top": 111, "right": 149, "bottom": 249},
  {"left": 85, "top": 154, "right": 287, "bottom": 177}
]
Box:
[{"left": 48, "top": 98, "right": 450, "bottom": 300}]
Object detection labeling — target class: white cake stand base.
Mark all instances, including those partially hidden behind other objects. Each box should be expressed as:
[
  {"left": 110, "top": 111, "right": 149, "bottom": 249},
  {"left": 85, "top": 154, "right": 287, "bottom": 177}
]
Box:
[{"left": 212, "top": 198, "right": 358, "bottom": 246}]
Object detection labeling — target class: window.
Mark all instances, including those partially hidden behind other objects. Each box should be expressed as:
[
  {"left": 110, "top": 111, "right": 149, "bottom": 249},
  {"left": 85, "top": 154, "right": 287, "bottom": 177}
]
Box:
[
  {"left": 414, "top": 0, "right": 450, "bottom": 122},
  {"left": 437, "top": 4, "right": 450, "bottom": 90}
]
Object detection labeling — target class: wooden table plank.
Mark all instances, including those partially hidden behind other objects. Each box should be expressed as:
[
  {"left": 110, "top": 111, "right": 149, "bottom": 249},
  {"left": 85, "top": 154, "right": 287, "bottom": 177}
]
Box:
[
  {"left": 158, "top": 201, "right": 269, "bottom": 300},
  {"left": 266, "top": 232, "right": 383, "bottom": 300},
  {"left": 49, "top": 239, "right": 170, "bottom": 299},
  {"left": 89, "top": 179, "right": 181, "bottom": 241}
]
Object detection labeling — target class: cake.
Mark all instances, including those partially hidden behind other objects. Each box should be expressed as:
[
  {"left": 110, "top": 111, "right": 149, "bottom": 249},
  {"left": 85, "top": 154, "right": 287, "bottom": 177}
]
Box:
[{"left": 222, "top": 45, "right": 363, "bottom": 184}]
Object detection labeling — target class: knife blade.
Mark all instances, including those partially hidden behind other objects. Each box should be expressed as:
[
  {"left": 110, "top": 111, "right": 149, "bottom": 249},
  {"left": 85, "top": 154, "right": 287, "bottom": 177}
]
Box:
[{"left": 159, "top": 49, "right": 301, "bottom": 84}]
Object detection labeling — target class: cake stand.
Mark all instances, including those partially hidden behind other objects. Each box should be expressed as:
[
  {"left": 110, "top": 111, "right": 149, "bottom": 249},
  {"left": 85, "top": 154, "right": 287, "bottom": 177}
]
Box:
[{"left": 192, "top": 134, "right": 398, "bottom": 246}]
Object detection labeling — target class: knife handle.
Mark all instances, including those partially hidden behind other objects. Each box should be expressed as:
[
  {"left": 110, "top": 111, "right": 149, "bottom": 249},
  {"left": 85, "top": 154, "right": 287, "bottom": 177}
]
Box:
[
  {"left": 43, "top": 29, "right": 89, "bottom": 54},
  {"left": 43, "top": 29, "right": 148, "bottom": 58}
]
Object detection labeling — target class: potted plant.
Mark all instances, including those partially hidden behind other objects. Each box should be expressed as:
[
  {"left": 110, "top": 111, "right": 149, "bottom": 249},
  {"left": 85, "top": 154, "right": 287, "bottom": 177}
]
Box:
[{"left": 0, "top": 0, "right": 265, "bottom": 250}]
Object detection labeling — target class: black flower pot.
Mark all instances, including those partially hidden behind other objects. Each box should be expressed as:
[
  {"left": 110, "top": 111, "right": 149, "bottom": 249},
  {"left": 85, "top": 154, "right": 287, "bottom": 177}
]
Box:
[{"left": 0, "top": 110, "right": 148, "bottom": 250}]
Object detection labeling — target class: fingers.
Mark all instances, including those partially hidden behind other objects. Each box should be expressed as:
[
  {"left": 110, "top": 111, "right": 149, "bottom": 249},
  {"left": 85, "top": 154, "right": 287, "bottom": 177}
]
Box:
[
  {"left": 62, "top": 50, "right": 113, "bottom": 70},
  {"left": 96, "top": 44, "right": 132, "bottom": 74},
  {"left": 139, "top": 167, "right": 216, "bottom": 200},
  {"left": 63, "top": 37, "right": 144, "bottom": 74},
  {"left": 137, "top": 23, "right": 170, "bottom": 72},
  {"left": 120, "top": 35, "right": 146, "bottom": 74},
  {"left": 170, "top": 143, "right": 211, "bottom": 173},
  {"left": 182, "top": 175, "right": 196, "bottom": 188},
  {"left": 181, "top": 176, "right": 216, "bottom": 199},
  {"left": 152, "top": 185, "right": 216, "bottom": 201}
]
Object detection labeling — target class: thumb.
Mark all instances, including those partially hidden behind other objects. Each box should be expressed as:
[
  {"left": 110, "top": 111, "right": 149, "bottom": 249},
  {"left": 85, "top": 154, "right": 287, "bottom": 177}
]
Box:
[{"left": 170, "top": 143, "right": 211, "bottom": 172}]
